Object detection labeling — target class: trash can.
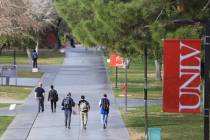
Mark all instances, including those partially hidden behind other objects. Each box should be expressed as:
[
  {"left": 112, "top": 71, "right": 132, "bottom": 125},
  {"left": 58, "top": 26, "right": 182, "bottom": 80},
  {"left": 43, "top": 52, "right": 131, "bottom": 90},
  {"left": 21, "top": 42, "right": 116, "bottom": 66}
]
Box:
[{"left": 148, "top": 128, "right": 161, "bottom": 140}]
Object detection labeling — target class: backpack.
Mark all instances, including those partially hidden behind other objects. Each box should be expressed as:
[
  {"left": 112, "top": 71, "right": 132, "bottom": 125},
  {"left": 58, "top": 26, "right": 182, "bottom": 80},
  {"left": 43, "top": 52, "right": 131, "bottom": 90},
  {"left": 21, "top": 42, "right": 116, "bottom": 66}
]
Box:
[
  {"left": 49, "top": 90, "right": 58, "bottom": 101},
  {"left": 63, "top": 97, "right": 75, "bottom": 109},
  {"left": 102, "top": 98, "right": 109, "bottom": 111},
  {"left": 80, "top": 101, "right": 88, "bottom": 112}
]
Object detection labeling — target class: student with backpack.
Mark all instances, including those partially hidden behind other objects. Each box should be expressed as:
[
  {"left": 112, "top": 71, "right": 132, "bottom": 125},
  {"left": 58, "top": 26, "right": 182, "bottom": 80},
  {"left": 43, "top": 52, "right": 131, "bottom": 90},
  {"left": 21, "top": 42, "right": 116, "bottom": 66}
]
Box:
[
  {"left": 78, "top": 95, "right": 90, "bottom": 129},
  {"left": 99, "top": 94, "right": 110, "bottom": 129},
  {"left": 48, "top": 85, "right": 59, "bottom": 113},
  {"left": 61, "top": 92, "right": 75, "bottom": 129},
  {"left": 32, "top": 49, "right": 38, "bottom": 68}
]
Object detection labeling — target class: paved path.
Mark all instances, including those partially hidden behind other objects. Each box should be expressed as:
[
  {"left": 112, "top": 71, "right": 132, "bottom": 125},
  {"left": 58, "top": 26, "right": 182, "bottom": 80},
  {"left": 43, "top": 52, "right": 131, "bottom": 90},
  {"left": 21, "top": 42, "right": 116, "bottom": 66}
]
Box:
[
  {"left": 117, "top": 99, "right": 161, "bottom": 108},
  {"left": 1, "top": 47, "right": 130, "bottom": 140},
  {"left": 0, "top": 78, "right": 40, "bottom": 87}
]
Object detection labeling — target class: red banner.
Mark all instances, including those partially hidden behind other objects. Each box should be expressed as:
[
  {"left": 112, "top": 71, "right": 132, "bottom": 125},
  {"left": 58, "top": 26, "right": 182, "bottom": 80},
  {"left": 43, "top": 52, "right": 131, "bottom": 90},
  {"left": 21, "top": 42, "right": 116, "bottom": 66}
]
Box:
[
  {"left": 110, "top": 53, "right": 124, "bottom": 67},
  {"left": 163, "top": 40, "right": 201, "bottom": 113}
]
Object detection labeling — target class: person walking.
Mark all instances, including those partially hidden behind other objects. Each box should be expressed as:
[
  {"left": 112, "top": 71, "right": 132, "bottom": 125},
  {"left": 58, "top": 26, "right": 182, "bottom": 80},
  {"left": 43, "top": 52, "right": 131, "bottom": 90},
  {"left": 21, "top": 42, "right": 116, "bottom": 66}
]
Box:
[
  {"left": 32, "top": 49, "right": 38, "bottom": 68},
  {"left": 78, "top": 95, "right": 90, "bottom": 129},
  {"left": 48, "top": 85, "right": 59, "bottom": 113},
  {"left": 35, "top": 82, "right": 45, "bottom": 113},
  {"left": 61, "top": 92, "right": 75, "bottom": 129},
  {"left": 99, "top": 94, "right": 110, "bottom": 129}
]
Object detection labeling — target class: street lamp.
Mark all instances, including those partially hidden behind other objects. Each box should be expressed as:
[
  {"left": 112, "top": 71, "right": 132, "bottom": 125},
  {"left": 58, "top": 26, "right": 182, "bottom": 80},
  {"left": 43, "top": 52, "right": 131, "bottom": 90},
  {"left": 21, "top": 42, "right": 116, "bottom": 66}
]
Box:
[
  {"left": 172, "top": 18, "right": 210, "bottom": 140},
  {"left": 144, "top": 46, "right": 148, "bottom": 140}
]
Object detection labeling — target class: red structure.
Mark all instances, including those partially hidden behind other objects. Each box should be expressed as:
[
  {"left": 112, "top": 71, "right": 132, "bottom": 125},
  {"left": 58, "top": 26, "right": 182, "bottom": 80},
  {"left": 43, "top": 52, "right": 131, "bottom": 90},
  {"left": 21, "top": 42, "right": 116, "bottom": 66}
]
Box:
[
  {"left": 110, "top": 53, "right": 124, "bottom": 67},
  {"left": 163, "top": 39, "right": 201, "bottom": 113}
]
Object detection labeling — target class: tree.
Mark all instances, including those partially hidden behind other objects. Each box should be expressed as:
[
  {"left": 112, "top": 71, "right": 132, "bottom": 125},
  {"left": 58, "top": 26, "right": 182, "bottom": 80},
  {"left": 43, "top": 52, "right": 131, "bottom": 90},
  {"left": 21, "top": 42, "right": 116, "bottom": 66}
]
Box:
[{"left": 55, "top": 0, "right": 210, "bottom": 80}]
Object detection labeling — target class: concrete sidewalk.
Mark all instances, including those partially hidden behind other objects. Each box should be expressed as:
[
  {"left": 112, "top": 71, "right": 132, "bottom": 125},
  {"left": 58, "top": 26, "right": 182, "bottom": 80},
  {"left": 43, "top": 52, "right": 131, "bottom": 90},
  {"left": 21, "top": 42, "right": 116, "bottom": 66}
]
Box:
[{"left": 1, "top": 47, "right": 130, "bottom": 140}]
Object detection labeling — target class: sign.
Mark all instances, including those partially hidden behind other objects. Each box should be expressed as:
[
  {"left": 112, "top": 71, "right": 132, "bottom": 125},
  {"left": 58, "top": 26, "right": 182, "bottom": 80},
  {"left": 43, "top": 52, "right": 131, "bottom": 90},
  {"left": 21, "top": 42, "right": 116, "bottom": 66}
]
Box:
[
  {"left": 110, "top": 53, "right": 124, "bottom": 67},
  {"left": 0, "top": 65, "right": 16, "bottom": 77},
  {"left": 163, "top": 40, "right": 201, "bottom": 113}
]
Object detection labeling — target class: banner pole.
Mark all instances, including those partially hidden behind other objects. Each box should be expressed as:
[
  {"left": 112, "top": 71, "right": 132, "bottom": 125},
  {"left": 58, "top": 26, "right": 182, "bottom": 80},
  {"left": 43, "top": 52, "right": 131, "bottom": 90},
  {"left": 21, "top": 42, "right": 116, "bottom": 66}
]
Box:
[
  {"left": 204, "top": 18, "right": 210, "bottom": 140},
  {"left": 144, "top": 47, "right": 148, "bottom": 140},
  {"left": 125, "top": 59, "right": 128, "bottom": 112},
  {"left": 115, "top": 67, "right": 118, "bottom": 88}
]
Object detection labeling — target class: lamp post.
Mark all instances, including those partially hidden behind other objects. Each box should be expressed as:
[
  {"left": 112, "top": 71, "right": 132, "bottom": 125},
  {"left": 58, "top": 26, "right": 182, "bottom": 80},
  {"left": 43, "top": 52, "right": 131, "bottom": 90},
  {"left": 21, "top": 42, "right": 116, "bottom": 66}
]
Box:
[
  {"left": 144, "top": 46, "right": 148, "bottom": 140},
  {"left": 115, "top": 67, "right": 118, "bottom": 88},
  {"left": 124, "top": 59, "right": 128, "bottom": 112},
  {"left": 173, "top": 18, "right": 210, "bottom": 140},
  {"left": 13, "top": 48, "right": 16, "bottom": 66}
]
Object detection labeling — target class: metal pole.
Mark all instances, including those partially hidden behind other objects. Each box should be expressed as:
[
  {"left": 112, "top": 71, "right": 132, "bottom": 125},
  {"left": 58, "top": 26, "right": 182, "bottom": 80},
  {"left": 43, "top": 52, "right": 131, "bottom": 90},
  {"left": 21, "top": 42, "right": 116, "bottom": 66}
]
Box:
[
  {"left": 144, "top": 47, "right": 148, "bottom": 140},
  {"left": 115, "top": 67, "right": 118, "bottom": 88},
  {"left": 13, "top": 49, "right": 16, "bottom": 65},
  {"left": 204, "top": 18, "right": 210, "bottom": 140},
  {"left": 125, "top": 59, "right": 128, "bottom": 112}
]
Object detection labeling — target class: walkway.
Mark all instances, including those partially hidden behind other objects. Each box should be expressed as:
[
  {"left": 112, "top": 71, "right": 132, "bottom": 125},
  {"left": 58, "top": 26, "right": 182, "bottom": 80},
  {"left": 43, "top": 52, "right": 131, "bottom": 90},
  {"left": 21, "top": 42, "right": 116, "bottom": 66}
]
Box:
[{"left": 1, "top": 47, "right": 130, "bottom": 140}]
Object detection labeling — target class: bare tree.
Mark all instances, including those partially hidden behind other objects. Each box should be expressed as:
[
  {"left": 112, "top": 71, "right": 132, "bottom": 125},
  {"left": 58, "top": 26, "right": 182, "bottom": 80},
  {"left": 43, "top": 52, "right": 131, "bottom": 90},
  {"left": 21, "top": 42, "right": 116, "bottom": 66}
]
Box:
[
  {"left": 0, "top": 0, "right": 58, "bottom": 35},
  {"left": 0, "top": 0, "right": 59, "bottom": 63}
]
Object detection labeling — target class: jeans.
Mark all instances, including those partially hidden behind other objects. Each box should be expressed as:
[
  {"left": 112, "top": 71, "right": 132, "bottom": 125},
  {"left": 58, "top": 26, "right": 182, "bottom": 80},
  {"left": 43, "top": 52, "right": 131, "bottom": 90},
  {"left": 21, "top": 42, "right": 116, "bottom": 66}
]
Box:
[
  {"left": 50, "top": 100, "right": 56, "bottom": 112},
  {"left": 37, "top": 97, "right": 44, "bottom": 112},
  {"left": 80, "top": 112, "right": 88, "bottom": 128},
  {"left": 101, "top": 114, "right": 108, "bottom": 127},
  {"left": 64, "top": 109, "right": 72, "bottom": 128},
  {"left": 33, "top": 58, "right": 37, "bottom": 68}
]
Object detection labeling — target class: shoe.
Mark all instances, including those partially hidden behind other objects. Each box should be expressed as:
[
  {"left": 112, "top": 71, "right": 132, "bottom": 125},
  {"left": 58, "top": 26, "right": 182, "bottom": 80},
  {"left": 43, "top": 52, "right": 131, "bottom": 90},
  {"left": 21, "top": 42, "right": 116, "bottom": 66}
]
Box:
[
  {"left": 103, "top": 124, "right": 106, "bottom": 129},
  {"left": 68, "top": 126, "right": 71, "bottom": 129}
]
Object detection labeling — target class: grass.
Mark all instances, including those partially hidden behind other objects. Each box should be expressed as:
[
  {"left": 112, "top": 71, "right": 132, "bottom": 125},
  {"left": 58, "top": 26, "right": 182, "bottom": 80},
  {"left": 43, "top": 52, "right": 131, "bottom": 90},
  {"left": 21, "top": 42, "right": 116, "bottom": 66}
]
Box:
[
  {"left": 17, "top": 69, "right": 43, "bottom": 78},
  {"left": 0, "top": 116, "right": 14, "bottom": 136},
  {"left": 0, "top": 86, "right": 32, "bottom": 100},
  {"left": 121, "top": 106, "right": 206, "bottom": 140},
  {"left": 0, "top": 103, "right": 10, "bottom": 108},
  {"left": 0, "top": 50, "right": 64, "bottom": 65},
  {"left": 108, "top": 60, "right": 162, "bottom": 100}
]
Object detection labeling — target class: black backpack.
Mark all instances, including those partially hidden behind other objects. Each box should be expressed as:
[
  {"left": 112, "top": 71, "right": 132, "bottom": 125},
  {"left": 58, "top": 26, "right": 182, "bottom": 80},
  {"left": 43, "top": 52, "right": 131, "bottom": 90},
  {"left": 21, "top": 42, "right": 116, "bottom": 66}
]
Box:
[{"left": 49, "top": 89, "right": 58, "bottom": 101}]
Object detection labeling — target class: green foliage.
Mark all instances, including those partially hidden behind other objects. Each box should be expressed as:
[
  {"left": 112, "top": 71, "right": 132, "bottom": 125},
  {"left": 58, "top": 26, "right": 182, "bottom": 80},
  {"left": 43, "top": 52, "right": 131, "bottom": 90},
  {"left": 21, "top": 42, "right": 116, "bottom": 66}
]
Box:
[
  {"left": 166, "top": 24, "right": 202, "bottom": 39},
  {"left": 55, "top": 0, "right": 210, "bottom": 59}
]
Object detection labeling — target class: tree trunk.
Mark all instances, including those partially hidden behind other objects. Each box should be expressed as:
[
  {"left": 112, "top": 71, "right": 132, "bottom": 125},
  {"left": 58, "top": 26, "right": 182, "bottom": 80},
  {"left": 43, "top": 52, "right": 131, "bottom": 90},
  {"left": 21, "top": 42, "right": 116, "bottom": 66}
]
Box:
[
  {"left": 155, "top": 59, "right": 162, "bottom": 80},
  {"left": 26, "top": 47, "right": 32, "bottom": 65},
  {"left": 127, "top": 58, "right": 132, "bottom": 69},
  {"left": 35, "top": 40, "right": 39, "bottom": 54}
]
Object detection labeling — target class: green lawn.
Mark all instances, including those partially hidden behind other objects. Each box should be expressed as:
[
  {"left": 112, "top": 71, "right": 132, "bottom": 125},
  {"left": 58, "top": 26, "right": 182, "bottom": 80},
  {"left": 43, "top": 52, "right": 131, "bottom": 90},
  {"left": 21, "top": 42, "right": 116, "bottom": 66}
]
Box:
[
  {"left": 0, "top": 50, "right": 64, "bottom": 65},
  {"left": 0, "top": 86, "right": 32, "bottom": 100},
  {"left": 0, "top": 103, "right": 10, "bottom": 108},
  {"left": 0, "top": 116, "right": 14, "bottom": 136},
  {"left": 17, "top": 69, "right": 43, "bottom": 78},
  {"left": 108, "top": 60, "right": 162, "bottom": 100},
  {"left": 121, "top": 106, "right": 206, "bottom": 140}
]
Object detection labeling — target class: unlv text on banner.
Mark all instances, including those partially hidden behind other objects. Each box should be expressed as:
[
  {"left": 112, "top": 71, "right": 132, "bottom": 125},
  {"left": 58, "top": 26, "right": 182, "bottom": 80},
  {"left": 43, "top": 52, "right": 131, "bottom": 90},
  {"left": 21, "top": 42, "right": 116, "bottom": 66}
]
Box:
[{"left": 163, "top": 40, "right": 201, "bottom": 113}]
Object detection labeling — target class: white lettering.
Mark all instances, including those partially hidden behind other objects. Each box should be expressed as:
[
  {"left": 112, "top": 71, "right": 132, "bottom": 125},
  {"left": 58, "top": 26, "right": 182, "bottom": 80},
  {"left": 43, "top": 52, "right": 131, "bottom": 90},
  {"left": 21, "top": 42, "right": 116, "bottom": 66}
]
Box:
[
  {"left": 180, "top": 72, "right": 200, "bottom": 90},
  {"left": 180, "top": 41, "right": 200, "bottom": 61},
  {"left": 179, "top": 91, "right": 200, "bottom": 111},
  {"left": 179, "top": 41, "right": 201, "bottom": 112}
]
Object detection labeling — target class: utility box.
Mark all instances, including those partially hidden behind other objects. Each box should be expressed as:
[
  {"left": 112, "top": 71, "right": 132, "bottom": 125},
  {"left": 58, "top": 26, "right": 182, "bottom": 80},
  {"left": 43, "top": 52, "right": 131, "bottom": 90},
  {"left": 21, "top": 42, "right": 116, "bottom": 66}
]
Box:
[{"left": 148, "top": 128, "right": 161, "bottom": 140}]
